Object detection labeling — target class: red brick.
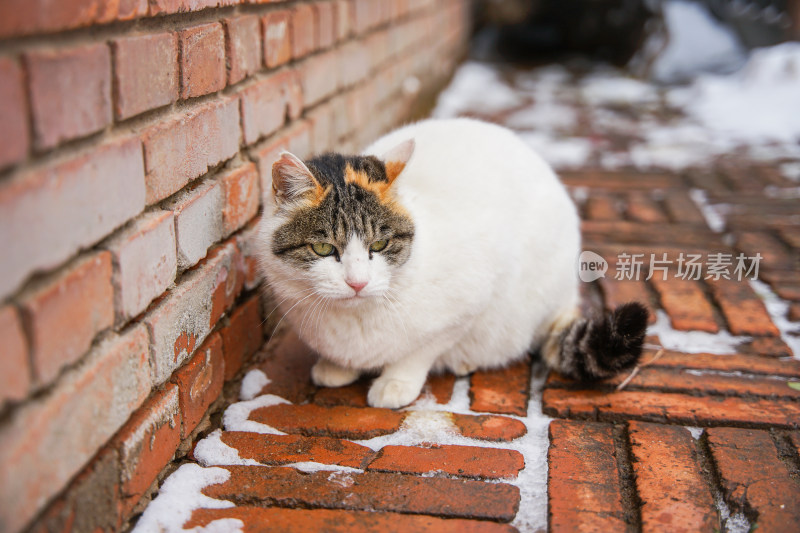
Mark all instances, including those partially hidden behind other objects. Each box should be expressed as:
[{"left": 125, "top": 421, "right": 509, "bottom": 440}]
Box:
[
  {"left": 308, "top": 102, "right": 334, "bottom": 153},
  {"left": 773, "top": 281, "right": 800, "bottom": 301},
  {"left": 219, "top": 294, "right": 263, "bottom": 380},
  {"left": 707, "top": 427, "right": 800, "bottom": 530},
  {"left": 368, "top": 444, "right": 524, "bottom": 479},
  {"left": 425, "top": 372, "right": 456, "bottom": 404},
  {"left": 542, "top": 388, "right": 800, "bottom": 428},
  {"left": 142, "top": 97, "right": 239, "bottom": 203},
  {"left": 0, "top": 56, "right": 29, "bottom": 168},
  {"left": 737, "top": 336, "right": 794, "bottom": 358},
  {"left": 251, "top": 403, "right": 405, "bottom": 439},
  {"left": 313, "top": 379, "right": 372, "bottom": 407},
  {"left": 0, "top": 324, "right": 151, "bottom": 533},
  {"left": 625, "top": 191, "right": 668, "bottom": 223},
  {"left": 549, "top": 365, "right": 800, "bottom": 400},
  {"left": 145, "top": 240, "right": 240, "bottom": 385},
  {"left": 0, "top": 136, "right": 145, "bottom": 300},
  {"left": 262, "top": 10, "right": 292, "bottom": 68},
  {"left": 314, "top": 1, "right": 336, "bottom": 48},
  {"left": 650, "top": 277, "right": 719, "bottom": 333},
  {"left": 234, "top": 218, "right": 262, "bottom": 291},
  {"left": 251, "top": 134, "right": 289, "bottom": 195},
  {"left": 598, "top": 276, "right": 656, "bottom": 323},
  {"left": 220, "top": 431, "right": 374, "bottom": 468},
  {"left": 585, "top": 194, "right": 620, "bottom": 220},
  {"left": 112, "top": 32, "right": 178, "bottom": 120},
  {"left": 104, "top": 210, "right": 176, "bottom": 322},
  {"left": 562, "top": 171, "right": 683, "bottom": 190},
  {"left": 28, "top": 447, "right": 122, "bottom": 533},
  {"left": 285, "top": 119, "right": 313, "bottom": 159},
  {"left": 300, "top": 49, "right": 339, "bottom": 107},
  {"left": 251, "top": 330, "right": 318, "bottom": 403},
  {"left": 207, "top": 243, "right": 246, "bottom": 328},
  {"left": 451, "top": 413, "right": 527, "bottom": 442},
  {"left": 291, "top": 4, "right": 317, "bottom": 59},
  {"left": 663, "top": 190, "right": 707, "bottom": 225},
  {"left": 0, "top": 0, "right": 147, "bottom": 38},
  {"left": 548, "top": 420, "right": 628, "bottom": 532},
  {"left": 165, "top": 179, "right": 223, "bottom": 269},
  {"left": 239, "top": 76, "right": 288, "bottom": 145},
  {"left": 470, "top": 358, "right": 530, "bottom": 416},
  {"left": 736, "top": 231, "right": 795, "bottom": 271},
  {"left": 219, "top": 163, "right": 260, "bottom": 238},
  {"left": 186, "top": 507, "right": 517, "bottom": 533},
  {"left": 352, "top": 0, "right": 379, "bottom": 33},
  {"left": 149, "top": 0, "right": 239, "bottom": 15},
  {"left": 334, "top": 0, "right": 352, "bottom": 41},
  {"left": 179, "top": 23, "right": 226, "bottom": 99},
  {"left": 366, "top": 30, "right": 392, "bottom": 69},
  {"left": 338, "top": 41, "right": 370, "bottom": 87},
  {"left": 707, "top": 278, "right": 780, "bottom": 336},
  {"left": 632, "top": 347, "right": 800, "bottom": 379},
  {"left": 790, "top": 302, "right": 800, "bottom": 322},
  {"left": 0, "top": 305, "right": 31, "bottom": 403},
  {"left": 172, "top": 332, "right": 225, "bottom": 437},
  {"left": 20, "top": 251, "right": 114, "bottom": 385},
  {"left": 25, "top": 43, "right": 111, "bottom": 150},
  {"left": 628, "top": 422, "right": 716, "bottom": 532},
  {"left": 224, "top": 15, "right": 262, "bottom": 85},
  {"left": 582, "top": 221, "right": 717, "bottom": 247},
  {"left": 114, "top": 384, "right": 182, "bottom": 515},
  {"left": 203, "top": 465, "right": 520, "bottom": 522}
]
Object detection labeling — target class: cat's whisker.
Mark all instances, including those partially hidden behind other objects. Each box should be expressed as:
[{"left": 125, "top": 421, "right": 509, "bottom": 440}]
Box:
[
  {"left": 261, "top": 287, "right": 316, "bottom": 327},
  {"left": 297, "top": 293, "right": 320, "bottom": 337},
  {"left": 270, "top": 291, "right": 319, "bottom": 338},
  {"left": 382, "top": 294, "right": 410, "bottom": 348},
  {"left": 301, "top": 293, "right": 327, "bottom": 338}
]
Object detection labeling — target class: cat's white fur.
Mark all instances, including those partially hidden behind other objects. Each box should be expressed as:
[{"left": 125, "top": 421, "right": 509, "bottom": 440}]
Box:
[{"left": 258, "top": 118, "right": 580, "bottom": 408}]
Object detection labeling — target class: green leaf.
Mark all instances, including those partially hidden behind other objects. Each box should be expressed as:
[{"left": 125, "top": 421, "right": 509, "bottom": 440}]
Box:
[{"left": 788, "top": 382, "right": 800, "bottom": 391}]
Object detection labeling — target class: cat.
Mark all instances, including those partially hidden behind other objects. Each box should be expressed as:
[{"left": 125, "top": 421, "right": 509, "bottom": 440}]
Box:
[{"left": 257, "top": 118, "right": 647, "bottom": 409}]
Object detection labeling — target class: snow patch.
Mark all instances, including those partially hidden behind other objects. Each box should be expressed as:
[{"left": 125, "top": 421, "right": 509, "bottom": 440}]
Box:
[
  {"left": 749, "top": 280, "right": 800, "bottom": 359},
  {"left": 685, "top": 426, "right": 704, "bottom": 440},
  {"left": 432, "top": 62, "right": 524, "bottom": 118},
  {"left": 239, "top": 369, "right": 270, "bottom": 401},
  {"left": 132, "top": 464, "right": 236, "bottom": 533},
  {"left": 193, "top": 429, "right": 261, "bottom": 467},
  {"left": 223, "top": 394, "right": 289, "bottom": 435},
  {"left": 647, "top": 0, "right": 746, "bottom": 83},
  {"left": 648, "top": 310, "right": 750, "bottom": 354},
  {"left": 285, "top": 462, "right": 364, "bottom": 474},
  {"left": 689, "top": 189, "right": 726, "bottom": 232}
]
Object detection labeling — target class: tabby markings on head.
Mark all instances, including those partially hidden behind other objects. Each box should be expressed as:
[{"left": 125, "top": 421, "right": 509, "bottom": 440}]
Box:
[{"left": 270, "top": 144, "right": 416, "bottom": 269}]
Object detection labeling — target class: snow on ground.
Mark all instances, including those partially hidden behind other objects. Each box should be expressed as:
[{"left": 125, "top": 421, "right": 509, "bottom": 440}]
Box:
[
  {"left": 132, "top": 464, "right": 240, "bottom": 533},
  {"left": 142, "top": 368, "right": 553, "bottom": 532},
  {"left": 433, "top": 42, "right": 800, "bottom": 174}
]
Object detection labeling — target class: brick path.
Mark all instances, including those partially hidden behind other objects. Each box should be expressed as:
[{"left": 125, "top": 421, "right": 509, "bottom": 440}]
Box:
[{"left": 134, "top": 63, "right": 800, "bottom": 532}]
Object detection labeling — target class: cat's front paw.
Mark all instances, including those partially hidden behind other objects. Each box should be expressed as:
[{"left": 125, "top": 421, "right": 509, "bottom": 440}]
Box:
[
  {"left": 367, "top": 377, "right": 421, "bottom": 409},
  {"left": 311, "top": 359, "right": 360, "bottom": 388}
]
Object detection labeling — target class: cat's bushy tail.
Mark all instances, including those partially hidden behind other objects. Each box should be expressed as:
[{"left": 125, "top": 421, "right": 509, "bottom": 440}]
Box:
[{"left": 545, "top": 302, "right": 649, "bottom": 381}]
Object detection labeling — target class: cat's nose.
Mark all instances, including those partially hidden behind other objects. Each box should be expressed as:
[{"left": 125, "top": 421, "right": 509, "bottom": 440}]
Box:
[{"left": 346, "top": 280, "right": 368, "bottom": 293}]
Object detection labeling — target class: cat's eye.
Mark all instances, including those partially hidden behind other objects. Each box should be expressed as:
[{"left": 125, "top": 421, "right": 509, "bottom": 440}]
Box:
[
  {"left": 311, "top": 242, "right": 335, "bottom": 257},
  {"left": 370, "top": 239, "right": 388, "bottom": 252}
]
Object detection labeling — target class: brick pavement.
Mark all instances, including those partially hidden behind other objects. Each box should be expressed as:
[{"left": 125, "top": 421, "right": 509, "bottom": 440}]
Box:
[{"left": 133, "top": 64, "right": 800, "bottom": 532}]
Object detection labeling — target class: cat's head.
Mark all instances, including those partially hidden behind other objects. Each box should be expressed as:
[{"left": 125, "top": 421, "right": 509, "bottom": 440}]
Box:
[{"left": 268, "top": 139, "right": 415, "bottom": 302}]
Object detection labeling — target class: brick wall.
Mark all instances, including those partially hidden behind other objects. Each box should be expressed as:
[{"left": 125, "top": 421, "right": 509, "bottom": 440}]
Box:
[{"left": 0, "top": 1, "right": 471, "bottom": 531}]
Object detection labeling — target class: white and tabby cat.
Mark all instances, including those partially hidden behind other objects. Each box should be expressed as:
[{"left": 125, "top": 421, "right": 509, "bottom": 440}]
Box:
[{"left": 257, "top": 118, "right": 646, "bottom": 409}]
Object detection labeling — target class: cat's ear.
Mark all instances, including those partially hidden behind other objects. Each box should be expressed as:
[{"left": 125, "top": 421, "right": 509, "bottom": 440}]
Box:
[
  {"left": 272, "top": 151, "right": 322, "bottom": 204},
  {"left": 380, "top": 139, "right": 415, "bottom": 185}
]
